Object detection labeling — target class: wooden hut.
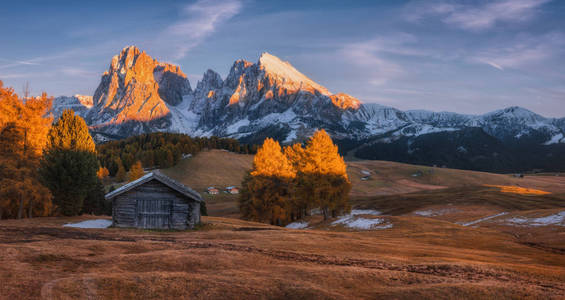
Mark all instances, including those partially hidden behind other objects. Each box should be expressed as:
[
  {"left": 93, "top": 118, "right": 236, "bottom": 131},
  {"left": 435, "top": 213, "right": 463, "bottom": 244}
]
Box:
[{"left": 105, "top": 171, "right": 202, "bottom": 230}]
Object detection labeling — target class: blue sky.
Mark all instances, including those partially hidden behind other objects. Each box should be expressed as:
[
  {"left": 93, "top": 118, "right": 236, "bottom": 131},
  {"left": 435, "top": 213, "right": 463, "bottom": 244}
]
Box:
[{"left": 1, "top": 0, "right": 564, "bottom": 117}]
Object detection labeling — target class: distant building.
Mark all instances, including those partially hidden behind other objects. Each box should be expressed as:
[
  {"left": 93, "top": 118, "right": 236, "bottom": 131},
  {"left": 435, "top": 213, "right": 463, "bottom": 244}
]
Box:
[
  {"left": 207, "top": 187, "right": 219, "bottom": 195},
  {"left": 226, "top": 186, "right": 239, "bottom": 194},
  {"left": 105, "top": 171, "right": 202, "bottom": 230}
]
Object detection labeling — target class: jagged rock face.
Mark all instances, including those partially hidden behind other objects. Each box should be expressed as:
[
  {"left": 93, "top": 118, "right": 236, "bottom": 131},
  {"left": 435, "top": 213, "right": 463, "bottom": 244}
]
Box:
[
  {"left": 87, "top": 46, "right": 190, "bottom": 134},
  {"left": 190, "top": 53, "right": 361, "bottom": 138},
  {"left": 50, "top": 95, "right": 93, "bottom": 120},
  {"left": 53, "top": 46, "right": 563, "bottom": 147}
]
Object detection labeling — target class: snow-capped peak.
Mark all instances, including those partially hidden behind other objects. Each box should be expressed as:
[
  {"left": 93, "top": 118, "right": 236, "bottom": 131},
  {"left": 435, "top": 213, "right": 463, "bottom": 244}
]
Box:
[
  {"left": 482, "top": 106, "right": 544, "bottom": 122},
  {"left": 258, "top": 52, "right": 331, "bottom": 96}
]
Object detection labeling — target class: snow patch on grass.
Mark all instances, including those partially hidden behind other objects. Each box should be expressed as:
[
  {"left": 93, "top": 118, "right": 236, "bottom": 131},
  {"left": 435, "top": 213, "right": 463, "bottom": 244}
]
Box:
[
  {"left": 350, "top": 209, "right": 381, "bottom": 216},
  {"left": 285, "top": 221, "right": 309, "bottom": 229},
  {"left": 63, "top": 219, "right": 112, "bottom": 229},
  {"left": 414, "top": 208, "right": 456, "bottom": 217},
  {"left": 506, "top": 211, "right": 565, "bottom": 227},
  {"left": 332, "top": 209, "right": 391, "bottom": 230}
]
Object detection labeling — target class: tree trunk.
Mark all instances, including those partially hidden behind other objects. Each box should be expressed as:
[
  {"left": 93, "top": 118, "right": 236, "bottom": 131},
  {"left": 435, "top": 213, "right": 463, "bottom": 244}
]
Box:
[
  {"left": 28, "top": 199, "right": 33, "bottom": 218},
  {"left": 17, "top": 194, "right": 24, "bottom": 219}
]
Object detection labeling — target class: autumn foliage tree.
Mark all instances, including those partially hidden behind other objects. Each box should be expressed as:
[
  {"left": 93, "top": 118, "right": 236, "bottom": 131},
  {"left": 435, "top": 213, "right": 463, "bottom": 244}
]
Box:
[
  {"left": 0, "top": 81, "right": 54, "bottom": 219},
  {"left": 39, "top": 110, "right": 101, "bottom": 216},
  {"left": 294, "top": 130, "right": 351, "bottom": 219},
  {"left": 240, "top": 138, "right": 295, "bottom": 225},
  {"left": 240, "top": 130, "right": 350, "bottom": 226},
  {"left": 128, "top": 160, "right": 145, "bottom": 182},
  {"left": 97, "top": 167, "right": 110, "bottom": 179}
]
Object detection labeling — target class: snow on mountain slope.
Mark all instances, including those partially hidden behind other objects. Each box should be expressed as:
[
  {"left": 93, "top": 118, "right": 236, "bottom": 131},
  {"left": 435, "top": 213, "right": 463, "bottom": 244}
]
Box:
[
  {"left": 50, "top": 95, "right": 93, "bottom": 119},
  {"left": 258, "top": 52, "right": 331, "bottom": 96},
  {"left": 53, "top": 46, "right": 564, "bottom": 146}
]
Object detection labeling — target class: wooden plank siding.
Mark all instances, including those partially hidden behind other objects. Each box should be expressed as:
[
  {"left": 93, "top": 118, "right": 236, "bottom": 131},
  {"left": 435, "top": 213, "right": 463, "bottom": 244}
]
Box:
[{"left": 112, "top": 179, "right": 200, "bottom": 230}]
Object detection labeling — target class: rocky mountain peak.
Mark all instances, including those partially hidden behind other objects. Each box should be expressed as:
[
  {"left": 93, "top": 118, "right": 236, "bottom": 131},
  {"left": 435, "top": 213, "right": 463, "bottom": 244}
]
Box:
[
  {"left": 257, "top": 52, "right": 331, "bottom": 96},
  {"left": 198, "top": 69, "right": 223, "bottom": 90},
  {"left": 330, "top": 93, "right": 361, "bottom": 110},
  {"left": 87, "top": 46, "right": 191, "bottom": 134}
]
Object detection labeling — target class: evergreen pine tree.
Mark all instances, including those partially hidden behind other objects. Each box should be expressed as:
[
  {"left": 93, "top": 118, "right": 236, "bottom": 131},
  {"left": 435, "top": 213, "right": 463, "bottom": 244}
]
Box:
[
  {"left": 46, "top": 110, "right": 95, "bottom": 152},
  {"left": 39, "top": 110, "right": 99, "bottom": 216},
  {"left": 115, "top": 162, "right": 127, "bottom": 182}
]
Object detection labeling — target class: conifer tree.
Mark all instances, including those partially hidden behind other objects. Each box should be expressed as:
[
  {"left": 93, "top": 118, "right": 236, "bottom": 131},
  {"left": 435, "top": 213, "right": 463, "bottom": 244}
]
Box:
[
  {"left": 46, "top": 109, "right": 95, "bottom": 152},
  {"left": 240, "top": 138, "right": 296, "bottom": 225},
  {"left": 0, "top": 82, "right": 54, "bottom": 219},
  {"left": 240, "top": 130, "right": 351, "bottom": 225},
  {"left": 97, "top": 167, "right": 110, "bottom": 179},
  {"left": 115, "top": 162, "right": 127, "bottom": 182},
  {"left": 128, "top": 160, "right": 144, "bottom": 182},
  {"left": 251, "top": 138, "right": 295, "bottom": 178},
  {"left": 39, "top": 110, "right": 99, "bottom": 216},
  {"left": 301, "top": 130, "right": 350, "bottom": 219}
]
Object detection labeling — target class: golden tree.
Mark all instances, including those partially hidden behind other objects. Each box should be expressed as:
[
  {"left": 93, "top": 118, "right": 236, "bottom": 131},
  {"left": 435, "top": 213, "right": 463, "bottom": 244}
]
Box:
[
  {"left": 302, "top": 129, "right": 348, "bottom": 179},
  {"left": 0, "top": 82, "right": 54, "bottom": 219},
  {"left": 301, "top": 129, "right": 350, "bottom": 219},
  {"left": 251, "top": 138, "right": 295, "bottom": 178},
  {"left": 240, "top": 138, "right": 295, "bottom": 225},
  {"left": 97, "top": 167, "right": 110, "bottom": 179},
  {"left": 46, "top": 109, "right": 95, "bottom": 153},
  {"left": 241, "top": 132, "right": 351, "bottom": 225},
  {"left": 128, "top": 161, "right": 145, "bottom": 182}
]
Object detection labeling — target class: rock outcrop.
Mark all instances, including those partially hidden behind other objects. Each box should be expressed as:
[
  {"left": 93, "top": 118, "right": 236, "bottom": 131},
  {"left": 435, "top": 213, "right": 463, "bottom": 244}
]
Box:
[{"left": 86, "top": 46, "right": 191, "bottom": 135}]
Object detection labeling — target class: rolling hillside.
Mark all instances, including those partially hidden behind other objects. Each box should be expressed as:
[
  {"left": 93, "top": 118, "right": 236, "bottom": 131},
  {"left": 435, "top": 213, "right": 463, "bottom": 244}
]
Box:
[
  {"left": 161, "top": 149, "right": 565, "bottom": 223},
  {"left": 163, "top": 149, "right": 565, "bottom": 199}
]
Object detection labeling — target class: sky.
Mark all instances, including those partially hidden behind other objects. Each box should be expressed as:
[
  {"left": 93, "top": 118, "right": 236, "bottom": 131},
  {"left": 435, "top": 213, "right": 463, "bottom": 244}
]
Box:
[{"left": 1, "top": 0, "right": 564, "bottom": 117}]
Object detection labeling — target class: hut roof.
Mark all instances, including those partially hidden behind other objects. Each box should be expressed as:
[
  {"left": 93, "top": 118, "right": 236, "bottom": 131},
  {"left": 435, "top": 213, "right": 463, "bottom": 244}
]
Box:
[{"left": 105, "top": 170, "right": 202, "bottom": 202}]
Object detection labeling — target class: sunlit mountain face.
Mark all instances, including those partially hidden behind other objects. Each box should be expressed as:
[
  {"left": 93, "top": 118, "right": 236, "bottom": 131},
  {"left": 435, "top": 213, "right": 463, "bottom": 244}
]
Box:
[
  {"left": 3, "top": 0, "right": 562, "bottom": 172},
  {"left": 46, "top": 45, "right": 565, "bottom": 173}
]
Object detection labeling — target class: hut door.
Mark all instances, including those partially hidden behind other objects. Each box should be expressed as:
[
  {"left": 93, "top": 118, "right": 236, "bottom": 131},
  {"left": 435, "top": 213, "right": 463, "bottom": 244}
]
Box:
[{"left": 137, "top": 198, "right": 171, "bottom": 229}]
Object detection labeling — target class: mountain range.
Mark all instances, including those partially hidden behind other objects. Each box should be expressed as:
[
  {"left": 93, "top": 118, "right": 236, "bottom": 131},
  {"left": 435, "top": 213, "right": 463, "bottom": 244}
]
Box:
[{"left": 51, "top": 46, "right": 565, "bottom": 172}]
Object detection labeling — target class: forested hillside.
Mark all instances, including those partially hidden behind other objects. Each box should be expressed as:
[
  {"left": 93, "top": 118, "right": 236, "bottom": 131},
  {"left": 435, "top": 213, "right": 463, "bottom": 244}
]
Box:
[{"left": 96, "top": 133, "right": 257, "bottom": 176}]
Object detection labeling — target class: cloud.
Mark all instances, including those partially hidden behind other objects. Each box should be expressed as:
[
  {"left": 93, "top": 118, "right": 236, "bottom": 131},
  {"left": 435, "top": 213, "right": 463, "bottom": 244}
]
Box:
[
  {"left": 405, "top": 0, "right": 551, "bottom": 31},
  {"left": 0, "top": 58, "right": 41, "bottom": 70},
  {"left": 161, "top": 0, "right": 242, "bottom": 60},
  {"left": 473, "top": 32, "right": 565, "bottom": 70},
  {"left": 339, "top": 34, "right": 425, "bottom": 86}
]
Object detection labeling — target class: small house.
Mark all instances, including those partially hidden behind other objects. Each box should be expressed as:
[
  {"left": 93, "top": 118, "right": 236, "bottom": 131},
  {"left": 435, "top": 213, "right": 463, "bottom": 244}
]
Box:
[
  {"left": 226, "top": 186, "right": 239, "bottom": 194},
  {"left": 207, "top": 187, "right": 219, "bottom": 195},
  {"left": 105, "top": 171, "right": 202, "bottom": 230}
]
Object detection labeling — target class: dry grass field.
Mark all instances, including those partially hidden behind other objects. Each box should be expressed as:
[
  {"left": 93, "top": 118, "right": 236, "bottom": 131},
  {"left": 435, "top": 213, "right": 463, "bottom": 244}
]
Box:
[
  {"left": 2, "top": 150, "right": 565, "bottom": 299},
  {"left": 0, "top": 215, "right": 564, "bottom": 299}
]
